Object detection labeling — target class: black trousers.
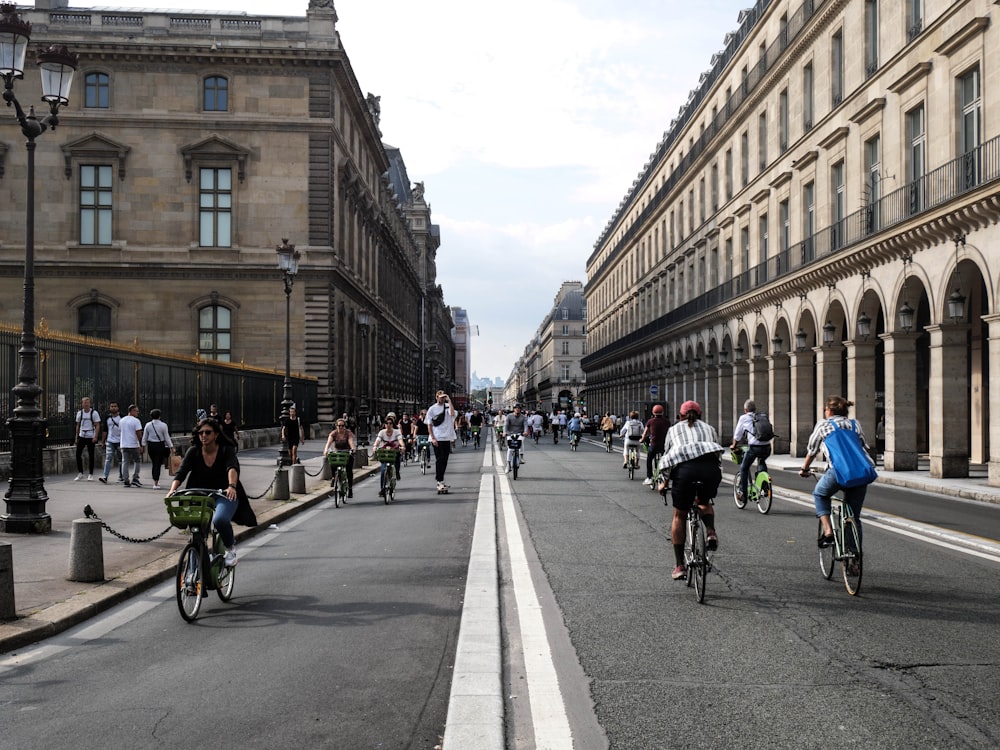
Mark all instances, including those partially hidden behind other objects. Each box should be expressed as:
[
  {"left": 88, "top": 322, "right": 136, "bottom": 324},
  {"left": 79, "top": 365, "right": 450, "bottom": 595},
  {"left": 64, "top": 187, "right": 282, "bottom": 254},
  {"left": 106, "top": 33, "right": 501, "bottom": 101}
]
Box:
[{"left": 433, "top": 440, "right": 452, "bottom": 483}]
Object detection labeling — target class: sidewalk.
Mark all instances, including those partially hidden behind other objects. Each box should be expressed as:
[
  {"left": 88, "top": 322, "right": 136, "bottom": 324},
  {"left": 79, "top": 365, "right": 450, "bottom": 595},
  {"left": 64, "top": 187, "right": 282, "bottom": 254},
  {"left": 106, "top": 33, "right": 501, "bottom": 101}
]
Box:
[{"left": 0, "top": 438, "right": 378, "bottom": 653}]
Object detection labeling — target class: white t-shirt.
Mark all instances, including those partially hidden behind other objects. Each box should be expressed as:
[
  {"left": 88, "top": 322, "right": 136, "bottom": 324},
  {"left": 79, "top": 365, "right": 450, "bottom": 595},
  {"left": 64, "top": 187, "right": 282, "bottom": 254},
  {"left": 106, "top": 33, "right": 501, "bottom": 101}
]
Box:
[
  {"left": 76, "top": 408, "right": 100, "bottom": 438},
  {"left": 119, "top": 414, "right": 143, "bottom": 449},
  {"left": 425, "top": 403, "right": 457, "bottom": 441},
  {"left": 105, "top": 414, "right": 122, "bottom": 443}
]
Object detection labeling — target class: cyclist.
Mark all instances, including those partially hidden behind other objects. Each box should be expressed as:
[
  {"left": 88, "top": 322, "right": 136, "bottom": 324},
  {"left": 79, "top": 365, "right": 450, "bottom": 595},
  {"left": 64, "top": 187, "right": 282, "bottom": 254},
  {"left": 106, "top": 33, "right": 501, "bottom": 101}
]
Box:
[
  {"left": 503, "top": 404, "right": 529, "bottom": 471},
  {"left": 799, "top": 396, "right": 874, "bottom": 550},
  {"left": 373, "top": 415, "right": 405, "bottom": 498},
  {"left": 414, "top": 408, "right": 431, "bottom": 463},
  {"left": 528, "top": 409, "right": 544, "bottom": 442},
  {"left": 168, "top": 418, "right": 256, "bottom": 567},
  {"left": 619, "top": 410, "right": 644, "bottom": 468},
  {"left": 469, "top": 409, "right": 484, "bottom": 448},
  {"left": 568, "top": 412, "right": 584, "bottom": 445},
  {"left": 640, "top": 404, "right": 670, "bottom": 486},
  {"left": 730, "top": 399, "right": 772, "bottom": 503},
  {"left": 398, "top": 412, "right": 415, "bottom": 459},
  {"left": 322, "top": 417, "right": 356, "bottom": 499},
  {"left": 656, "top": 401, "right": 724, "bottom": 580},
  {"left": 600, "top": 412, "right": 616, "bottom": 448}
]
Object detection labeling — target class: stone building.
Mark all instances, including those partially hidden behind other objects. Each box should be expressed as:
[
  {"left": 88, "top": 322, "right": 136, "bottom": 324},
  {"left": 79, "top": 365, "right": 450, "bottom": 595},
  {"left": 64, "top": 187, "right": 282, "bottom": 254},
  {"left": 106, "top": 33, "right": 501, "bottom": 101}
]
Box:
[
  {"left": 0, "top": 0, "right": 455, "bottom": 426},
  {"left": 583, "top": 0, "right": 1000, "bottom": 483}
]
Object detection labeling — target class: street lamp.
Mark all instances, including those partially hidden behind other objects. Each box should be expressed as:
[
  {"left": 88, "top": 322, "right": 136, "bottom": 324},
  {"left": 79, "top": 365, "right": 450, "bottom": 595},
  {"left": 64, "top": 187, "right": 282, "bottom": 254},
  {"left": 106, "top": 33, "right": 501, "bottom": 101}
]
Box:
[
  {"left": 0, "top": 4, "right": 77, "bottom": 533},
  {"left": 357, "top": 308, "right": 371, "bottom": 445},
  {"left": 275, "top": 239, "right": 300, "bottom": 466}
]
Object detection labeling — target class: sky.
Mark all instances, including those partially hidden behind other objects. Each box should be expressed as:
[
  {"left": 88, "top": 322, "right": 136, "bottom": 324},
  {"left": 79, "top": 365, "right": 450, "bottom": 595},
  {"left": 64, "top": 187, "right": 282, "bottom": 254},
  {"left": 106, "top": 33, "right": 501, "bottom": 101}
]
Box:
[{"left": 71, "top": 0, "right": 746, "bottom": 383}]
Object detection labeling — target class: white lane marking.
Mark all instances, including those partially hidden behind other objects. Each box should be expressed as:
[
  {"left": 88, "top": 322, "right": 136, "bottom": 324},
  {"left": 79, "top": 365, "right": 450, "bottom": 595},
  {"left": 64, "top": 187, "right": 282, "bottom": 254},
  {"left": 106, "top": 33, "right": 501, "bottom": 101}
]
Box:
[{"left": 496, "top": 441, "right": 574, "bottom": 749}]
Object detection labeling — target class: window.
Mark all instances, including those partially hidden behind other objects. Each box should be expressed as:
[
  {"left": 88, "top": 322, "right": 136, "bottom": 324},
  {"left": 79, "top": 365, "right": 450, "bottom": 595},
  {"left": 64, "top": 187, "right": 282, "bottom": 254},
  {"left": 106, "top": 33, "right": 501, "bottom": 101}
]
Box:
[
  {"left": 740, "top": 226, "right": 750, "bottom": 275},
  {"left": 906, "top": 0, "right": 923, "bottom": 41},
  {"left": 83, "top": 72, "right": 109, "bottom": 109},
  {"left": 865, "top": 135, "right": 881, "bottom": 232},
  {"left": 803, "top": 63, "right": 814, "bottom": 130},
  {"left": 779, "top": 200, "right": 790, "bottom": 255},
  {"left": 906, "top": 105, "right": 926, "bottom": 213},
  {"left": 79, "top": 165, "right": 113, "bottom": 245},
  {"left": 864, "top": 2, "right": 879, "bottom": 78},
  {"left": 199, "top": 305, "right": 232, "bottom": 361},
  {"left": 959, "top": 66, "right": 981, "bottom": 188},
  {"left": 803, "top": 181, "right": 815, "bottom": 262},
  {"left": 758, "top": 111, "right": 768, "bottom": 171},
  {"left": 78, "top": 302, "right": 111, "bottom": 339},
  {"left": 561, "top": 365, "right": 570, "bottom": 381},
  {"left": 779, "top": 89, "right": 789, "bottom": 153},
  {"left": 710, "top": 163, "right": 719, "bottom": 211},
  {"left": 561, "top": 308, "right": 569, "bottom": 320},
  {"left": 204, "top": 76, "right": 229, "bottom": 112},
  {"left": 199, "top": 168, "right": 232, "bottom": 247},
  {"left": 725, "top": 148, "right": 733, "bottom": 200},
  {"left": 758, "top": 214, "right": 769, "bottom": 280},
  {"left": 725, "top": 238, "right": 733, "bottom": 281},
  {"left": 831, "top": 30, "right": 844, "bottom": 106},
  {"left": 741, "top": 130, "right": 749, "bottom": 186},
  {"left": 832, "top": 160, "right": 846, "bottom": 248},
  {"left": 562, "top": 341, "right": 570, "bottom": 355}
]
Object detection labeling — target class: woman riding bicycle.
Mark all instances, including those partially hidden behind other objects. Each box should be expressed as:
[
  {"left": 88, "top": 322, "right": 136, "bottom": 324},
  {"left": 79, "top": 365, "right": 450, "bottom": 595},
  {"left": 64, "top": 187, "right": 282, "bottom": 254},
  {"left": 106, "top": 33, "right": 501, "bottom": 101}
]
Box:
[
  {"left": 374, "top": 415, "right": 405, "bottom": 497},
  {"left": 657, "top": 401, "right": 725, "bottom": 580},
  {"left": 600, "top": 412, "right": 616, "bottom": 447},
  {"left": 799, "top": 396, "right": 875, "bottom": 549},
  {"left": 619, "top": 410, "right": 644, "bottom": 468},
  {"left": 168, "top": 418, "right": 256, "bottom": 567},
  {"left": 322, "top": 418, "right": 357, "bottom": 498},
  {"left": 568, "top": 412, "right": 584, "bottom": 444}
]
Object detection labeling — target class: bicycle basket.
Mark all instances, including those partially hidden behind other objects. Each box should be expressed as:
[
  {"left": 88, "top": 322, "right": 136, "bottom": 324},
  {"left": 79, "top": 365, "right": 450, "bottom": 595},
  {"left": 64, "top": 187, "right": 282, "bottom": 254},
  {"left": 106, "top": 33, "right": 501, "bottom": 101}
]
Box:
[
  {"left": 327, "top": 450, "right": 351, "bottom": 467},
  {"left": 374, "top": 448, "right": 400, "bottom": 463},
  {"left": 507, "top": 435, "right": 522, "bottom": 448},
  {"left": 164, "top": 494, "right": 215, "bottom": 529},
  {"left": 416, "top": 436, "right": 430, "bottom": 446}
]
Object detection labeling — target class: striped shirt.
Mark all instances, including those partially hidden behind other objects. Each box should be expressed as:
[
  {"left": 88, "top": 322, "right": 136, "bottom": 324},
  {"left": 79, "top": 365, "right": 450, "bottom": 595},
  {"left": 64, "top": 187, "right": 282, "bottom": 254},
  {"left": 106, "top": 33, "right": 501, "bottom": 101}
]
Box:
[
  {"left": 805, "top": 416, "right": 873, "bottom": 464},
  {"left": 658, "top": 419, "right": 725, "bottom": 471}
]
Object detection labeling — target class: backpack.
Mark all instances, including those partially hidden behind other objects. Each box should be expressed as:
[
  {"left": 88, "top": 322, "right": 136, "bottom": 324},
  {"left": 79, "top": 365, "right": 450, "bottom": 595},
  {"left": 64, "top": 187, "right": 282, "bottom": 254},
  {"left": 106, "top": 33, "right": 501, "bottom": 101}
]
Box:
[
  {"left": 628, "top": 421, "right": 643, "bottom": 439},
  {"left": 751, "top": 411, "right": 775, "bottom": 441},
  {"left": 824, "top": 419, "right": 878, "bottom": 489}
]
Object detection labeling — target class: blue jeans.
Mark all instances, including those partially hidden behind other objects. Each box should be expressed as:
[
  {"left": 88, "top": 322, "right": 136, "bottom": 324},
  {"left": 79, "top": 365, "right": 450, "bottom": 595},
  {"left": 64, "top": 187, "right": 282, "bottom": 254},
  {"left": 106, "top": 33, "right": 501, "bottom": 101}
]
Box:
[
  {"left": 212, "top": 495, "right": 238, "bottom": 548},
  {"left": 103, "top": 441, "right": 122, "bottom": 481},
  {"left": 812, "top": 469, "right": 868, "bottom": 543},
  {"left": 739, "top": 444, "right": 771, "bottom": 497}
]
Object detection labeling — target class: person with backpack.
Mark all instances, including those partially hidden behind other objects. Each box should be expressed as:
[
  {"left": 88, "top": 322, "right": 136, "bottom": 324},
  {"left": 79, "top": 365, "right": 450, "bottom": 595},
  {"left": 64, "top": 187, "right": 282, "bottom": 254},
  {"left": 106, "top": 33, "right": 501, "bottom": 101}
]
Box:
[
  {"left": 74, "top": 397, "right": 101, "bottom": 481},
  {"left": 730, "top": 399, "right": 773, "bottom": 503},
  {"left": 799, "top": 396, "right": 876, "bottom": 549},
  {"left": 619, "top": 410, "right": 645, "bottom": 468}
]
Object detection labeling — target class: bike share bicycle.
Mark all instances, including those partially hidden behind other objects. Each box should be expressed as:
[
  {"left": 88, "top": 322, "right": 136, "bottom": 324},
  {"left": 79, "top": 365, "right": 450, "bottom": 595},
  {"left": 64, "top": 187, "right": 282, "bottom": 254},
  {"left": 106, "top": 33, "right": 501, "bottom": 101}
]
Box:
[
  {"left": 416, "top": 435, "right": 431, "bottom": 475},
  {"left": 326, "top": 450, "right": 351, "bottom": 507},
  {"left": 625, "top": 444, "right": 640, "bottom": 480},
  {"left": 375, "top": 447, "right": 399, "bottom": 503},
  {"left": 165, "top": 489, "right": 236, "bottom": 622},
  {"left": 657, "top": 478, "right": 714, "bottom": 603},
  {"left": 506, "top": 434, "right": 523, "bottom": 479},
  {"left": 730, "top": 446, "right": 772, "bottom": 513}
]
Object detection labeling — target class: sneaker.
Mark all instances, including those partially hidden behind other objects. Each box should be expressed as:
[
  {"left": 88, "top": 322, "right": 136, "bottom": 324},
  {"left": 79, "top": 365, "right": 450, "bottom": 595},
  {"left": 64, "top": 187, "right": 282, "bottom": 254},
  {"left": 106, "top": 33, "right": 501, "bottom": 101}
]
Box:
[
  {"left": 347, "top": 489, "right": 353, "bottom": 498},
  {"left": 622, "top": 463, "right": 627, "bottom": 469},
  {"left": 671, "top": 565, "right": 687, "bottom": 580},
  {"left": 132, "top": 480, "right": 143, "bottom": 488},
  {"left": 818, "top": 533, "right": 835, "bottom": 548},
  {"left": 153, "top": 483, "right": 161, "bottom": 490},
  {"left": 706, "top": 530, "right": 719, "bottom": 551},
  {"left": 87, "top": 474, "right": 94, "bottom": 481},
  {"left": 506, "top": 465, "right": 511, "bottom": 473},
  {"left": 643, "top": 477, "right": 653, "bottom": 486},
  {"left": 123, "top": 482, "right": 131, "bottom": 487},
  {"left": 378, "top": 488, "right": 386, "bottom": 497},
  {"left": 98, "top": 477, "right": 107, "bottom": 484},
  {"left": 735, "top": 489, "right": 745, "bottom": 502},
  {"left": 224, "top": 548, "right": 237, "bottom": 567},
  {"left": 74, "top": 473, "right": 83, "bottom": 481}
]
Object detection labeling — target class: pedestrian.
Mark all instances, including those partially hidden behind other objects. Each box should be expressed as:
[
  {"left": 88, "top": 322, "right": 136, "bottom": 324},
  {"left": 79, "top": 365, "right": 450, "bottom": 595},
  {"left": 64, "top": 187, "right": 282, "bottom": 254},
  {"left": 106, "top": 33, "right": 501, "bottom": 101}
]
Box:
[
  {"left": 208, "top": 403, "right": 221, "bottom": 421},
  {"left": 282, "top": 405, "right": 305, "bottom": 464},
  {"left": 425, "top": 390, "right": 457, "bottom": 492},
  {"left": 221, "top": 410, "right": 240, "bottom": 451},
  {"left": 875, "top": 414, "right": 885, "bottom": 462},
  {"left": 99, "top": 401, "right": 124, "bottom": 484},
  {"left": 120, "top": 404, "right": 144, "bottom": 487},
  {"left": 142, "top": 408, "right": 174, "bottom": 490},
  {"left": 74, "top": 396, "right": 100, "bottom": 481}
]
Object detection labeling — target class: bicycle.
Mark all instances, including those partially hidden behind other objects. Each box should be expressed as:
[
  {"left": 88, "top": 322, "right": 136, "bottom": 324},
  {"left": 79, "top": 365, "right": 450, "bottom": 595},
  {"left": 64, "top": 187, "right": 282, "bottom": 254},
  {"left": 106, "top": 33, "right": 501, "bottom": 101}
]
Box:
[
  {"left": 460, "top": 427, "right": 470, "bottom": 447},
  {"left": 375, "top": 448, "right": 399, "bottom": 504},
  {"left": 165, "top": 489, "right": 236, "bottom": 623},
  {"left": 809, "top": 473, "right": 863, "bottom": 595},
  {"left": 417, "top": 436, "right": 431, "bottom": 475},
  {"left": 682, "top": 483, "right": 713, "bottom": 603},
  {"left": 603, "top": 432, "right": 613, "bottom": 452},
  {"left": 644, "top": 445, "right": 665, "bottom": 493},
  {"left": 625, "top": 443, "right": 640, "bottom": 480},
  {"left": 326, "top": 450, "right": 351, "bottom": 508},
  {"left": 472, "top": 426, "right": 481, "bottom": 449},
  {"left": 506, "top": 434, "right": 523, "bottom": 480},
  {"left": 569, "top": 431, "right": 581, "bottom": 451},
  {"left": 731, "top": 447, "right": 772, "bottom": 514}
]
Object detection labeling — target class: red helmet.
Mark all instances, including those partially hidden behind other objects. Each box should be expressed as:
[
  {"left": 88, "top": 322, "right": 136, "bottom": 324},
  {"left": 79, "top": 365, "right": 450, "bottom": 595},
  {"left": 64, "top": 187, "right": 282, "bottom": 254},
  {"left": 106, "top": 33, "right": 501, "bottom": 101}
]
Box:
[
  {"left": 652, "top": 404, "right": 664, "bottom": 414},
  {"left": 680, "top": 400, "right": 702, "bottom": 417}
]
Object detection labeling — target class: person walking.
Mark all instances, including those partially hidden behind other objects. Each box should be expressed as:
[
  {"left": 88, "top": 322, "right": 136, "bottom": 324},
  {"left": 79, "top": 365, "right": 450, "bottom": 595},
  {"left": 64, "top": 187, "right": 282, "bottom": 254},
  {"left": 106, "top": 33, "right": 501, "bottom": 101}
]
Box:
[
  {"left": 99, "top": 401, "right": 123, "bottom": 484},
  {"left": 282, "top": 405, "right": 305, "bottom": 464},
  {"left": 221, "top": 410, "right": 240, "bottom": 451},
  {"left": 119, "top": 404, "right": 144, "bottom": 487},
  {"left": 142, "top": 408, "right": 174, "bottom": 490},
  {"left": 425, "top": 390, "right": 457, "bottom": 493},
  {"left": 74, "top": 396, "right": 101, "bottom": 481}
]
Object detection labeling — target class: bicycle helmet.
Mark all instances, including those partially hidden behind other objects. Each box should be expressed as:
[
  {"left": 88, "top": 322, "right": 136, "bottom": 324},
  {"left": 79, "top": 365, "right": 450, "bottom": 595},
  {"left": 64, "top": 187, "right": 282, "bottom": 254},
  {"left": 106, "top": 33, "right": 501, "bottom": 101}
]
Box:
[
  {"left": 680, "top": 400, "right": 702, "bottom": 417},
  {"left": 652, "top": 404, "right": 664, "bottom": 414}
]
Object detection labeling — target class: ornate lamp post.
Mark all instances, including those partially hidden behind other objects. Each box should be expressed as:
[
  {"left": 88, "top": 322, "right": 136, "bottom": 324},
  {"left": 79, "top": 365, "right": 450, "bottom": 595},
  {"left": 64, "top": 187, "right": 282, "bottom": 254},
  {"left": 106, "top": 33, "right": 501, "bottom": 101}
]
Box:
[
  {"left": 357, "top": 308, "right": 371, "bottom": 445},
  {"left": 275, "top": 239, "right": 300, "bottom": 466},
  {"left": 0, "top": 4, "right": 77, "bottom": 533}
]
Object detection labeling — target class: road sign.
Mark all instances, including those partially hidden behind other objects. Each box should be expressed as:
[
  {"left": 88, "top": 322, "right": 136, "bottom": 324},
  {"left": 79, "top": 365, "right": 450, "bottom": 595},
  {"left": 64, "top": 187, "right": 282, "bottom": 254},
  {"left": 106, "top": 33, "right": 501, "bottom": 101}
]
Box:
[{"left": 649, "top": 385, "right": 659, "bottom": 396}]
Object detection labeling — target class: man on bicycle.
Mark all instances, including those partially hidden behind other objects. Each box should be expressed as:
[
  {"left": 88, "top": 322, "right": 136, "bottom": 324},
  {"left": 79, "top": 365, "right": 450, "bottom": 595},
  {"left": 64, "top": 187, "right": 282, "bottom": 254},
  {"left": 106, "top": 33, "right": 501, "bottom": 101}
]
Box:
[
  {"left": 640, "top": 404, "right": 670, "bottom": 486},
  {"left": 568, "top": 412, "right": 584, "bottom": 444},
  {"left": 657, "top": 401, "right": 725, "bottom": 579},
  {"left": 619, "top": 410, "right": 644, "bottom": 468},
  {"left": 730, "top": 399, "right": 772, "bottom": 503},
  {"left": 469, "top": 409, "right": 484, "bottom": 447},
  {"left": 503, "top": 404, "right": 529, "bottom": 471}
]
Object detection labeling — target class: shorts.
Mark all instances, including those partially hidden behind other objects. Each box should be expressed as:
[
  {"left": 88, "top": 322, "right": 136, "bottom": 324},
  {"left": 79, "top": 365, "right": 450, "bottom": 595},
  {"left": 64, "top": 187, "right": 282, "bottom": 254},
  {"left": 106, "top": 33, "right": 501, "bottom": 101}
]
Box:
[{"left": 669, "top": 454, "right": 722, "bottom": 511}]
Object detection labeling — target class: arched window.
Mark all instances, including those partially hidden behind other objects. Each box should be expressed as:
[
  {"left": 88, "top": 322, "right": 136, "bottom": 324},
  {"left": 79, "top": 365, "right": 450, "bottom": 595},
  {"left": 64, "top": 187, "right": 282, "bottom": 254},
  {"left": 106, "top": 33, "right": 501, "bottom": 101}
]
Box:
[
  {"left": 204, "top": 76, "right": 228, "bottom": 112},
  {"left": 199, "top": 305, "right": 232, "bottom": 361},
  {"left": 78, "top": 302, "right": 111, "bottom": 339}
]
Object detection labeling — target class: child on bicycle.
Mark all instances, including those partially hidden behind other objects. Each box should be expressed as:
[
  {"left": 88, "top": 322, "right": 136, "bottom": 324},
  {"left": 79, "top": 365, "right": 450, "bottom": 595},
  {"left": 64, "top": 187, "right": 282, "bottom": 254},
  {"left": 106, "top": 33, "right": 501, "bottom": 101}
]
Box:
[
  {"left": 619, "top": 410, "right": 644, "bottom": 468},
  {"left": 657, "top": 401, "right": 725, "bottom": 580}
]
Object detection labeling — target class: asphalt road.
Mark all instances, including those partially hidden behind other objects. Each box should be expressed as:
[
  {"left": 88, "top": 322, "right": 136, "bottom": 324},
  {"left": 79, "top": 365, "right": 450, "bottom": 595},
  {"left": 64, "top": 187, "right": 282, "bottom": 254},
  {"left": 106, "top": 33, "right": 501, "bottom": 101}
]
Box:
[
  {"left": 0, "top": 444, "right": 483, "bottom": 750},
  {"left": 502, "top": 435, "right": 1000, "bottom": 749}
]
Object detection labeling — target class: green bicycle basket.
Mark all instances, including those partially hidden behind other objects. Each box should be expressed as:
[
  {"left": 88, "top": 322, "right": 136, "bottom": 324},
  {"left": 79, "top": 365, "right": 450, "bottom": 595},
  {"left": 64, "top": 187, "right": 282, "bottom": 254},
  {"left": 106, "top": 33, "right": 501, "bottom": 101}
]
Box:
[
  {"left": 327, "top": 450, "right": 351, "bottom": 467},
  {"left": 164, "top": 494, "right": 216, "bottom": 529},
  {"left": 374, "top": 448, "right": 399, "bottom": 463}
]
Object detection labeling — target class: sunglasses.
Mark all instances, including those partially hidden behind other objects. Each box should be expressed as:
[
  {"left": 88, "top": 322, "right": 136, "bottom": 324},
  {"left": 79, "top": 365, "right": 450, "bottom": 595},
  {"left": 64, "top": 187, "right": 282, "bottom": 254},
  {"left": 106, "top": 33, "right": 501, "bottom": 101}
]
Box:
[{"left": 198, "top": 429, "right": 216, "bottom": 436}]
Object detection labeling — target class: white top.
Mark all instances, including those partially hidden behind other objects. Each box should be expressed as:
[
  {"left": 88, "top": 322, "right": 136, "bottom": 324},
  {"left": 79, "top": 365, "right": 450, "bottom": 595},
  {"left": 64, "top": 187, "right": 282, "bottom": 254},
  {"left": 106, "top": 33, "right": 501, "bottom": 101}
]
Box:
[
  {"left": 425, "top": 402, "right": 457, "bottom": 441},
  {"left": 104, "top": 414, "right": 122, "bottom": 443},
  {"left": 76, "top": 408, "right": 100, "bottom": 438},
  {"left": 119, "top": 414, "right": 143, "bottom": 449},
  {"left": 142, "top": 419, "right": 174, "bottom": 448}
]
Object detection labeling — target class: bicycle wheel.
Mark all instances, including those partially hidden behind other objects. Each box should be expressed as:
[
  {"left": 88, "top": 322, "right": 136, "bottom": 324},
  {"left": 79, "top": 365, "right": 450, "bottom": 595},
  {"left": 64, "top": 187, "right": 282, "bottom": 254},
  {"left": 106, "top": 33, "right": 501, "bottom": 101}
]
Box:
[
  {"left": 691, "top": 520, "right": 708, "bottom": 603},
  {"left": 176, "top": 543, "right": 204, "bottom": 622},
  {"left": 734, "top": 480, "right": 748, "bottom": 509},
  {"left": 211, "top": 538, "right": 236, "bottom": 602},
  {"left": 332, "top": 473, "right": 342, "bottom": 508},
  {"left": 818, "top": 519, "right": 835, "bottom": 580},
  {"left": 385, "top": 467, "right": 395, "bottom": 504},
  {"left": 421, "top": 448, "right": 428, "bottom": 475},
  {"left": 628, "top": 453, "right": 635, "bottom": 480},
  {"left": 512, "top": 455, "right": 519, "bottom": 480},
  {"left": 756, "top": 475, "right": 772, "bottom": 514},
  {"left": 842, "top": 518, "right": 863, "bottom": 595}
]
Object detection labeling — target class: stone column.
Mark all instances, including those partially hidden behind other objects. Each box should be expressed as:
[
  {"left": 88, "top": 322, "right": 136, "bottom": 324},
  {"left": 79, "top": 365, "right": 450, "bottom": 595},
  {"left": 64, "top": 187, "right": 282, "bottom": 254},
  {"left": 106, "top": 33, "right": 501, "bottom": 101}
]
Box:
[
  {"left": 718, "top": 363, "right": 734, "bottom": 439},
  {"left": 733, "top": 356, "right": 750, "bottom": 424},
  {"left": 986, "top": 314, "right": 1000, "bottom": 485},
  {"left": 768, "top": 353, "right": 790, "bottom": 454},
  {"left": 789, "top": 350, "right": 815, "bottom": 457},
  {"left": 748, "top": 356, "right": 769, "bottom": 415},
  {"left": 927, "top": 323, "right": 970, "bottom": 478},
  {"left": 704, "top": 363, "right": 720, "bottom": 432},
  {"left": 845, "top": 338, "right": 878, "bottom": 440},
  {"left": 814, "top": 344, "right": 844, "bottom": 409},
  {"left": 880, "top": 331, "right": 919, "bottom": 471}
]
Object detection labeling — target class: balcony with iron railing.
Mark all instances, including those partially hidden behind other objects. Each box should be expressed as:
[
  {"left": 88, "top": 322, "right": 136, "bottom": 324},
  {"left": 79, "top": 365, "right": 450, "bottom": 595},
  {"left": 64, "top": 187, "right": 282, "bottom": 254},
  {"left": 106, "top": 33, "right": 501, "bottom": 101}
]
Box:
[{"left": 583, "top": 135, "right": 1000, "bottom": 369}]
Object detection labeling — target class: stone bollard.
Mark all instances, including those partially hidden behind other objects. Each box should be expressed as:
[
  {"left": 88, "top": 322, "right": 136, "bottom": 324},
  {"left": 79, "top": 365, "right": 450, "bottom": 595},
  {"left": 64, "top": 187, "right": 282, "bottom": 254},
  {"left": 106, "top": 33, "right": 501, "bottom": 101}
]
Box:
[
  {"left": 272, "top": 467, "right": 290, "bottom": 501},
  {"left": 0, "top": 542, "right": 15, "bottom": 620},
  {"left": 290, "top": 464, "right": 306, "bottom": 494},
  {"left": 321, "top": 459, "right": 332, "bottom": 481},
  {"left": 67, "top": 518, "right": 105, "bottom": 583}
]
